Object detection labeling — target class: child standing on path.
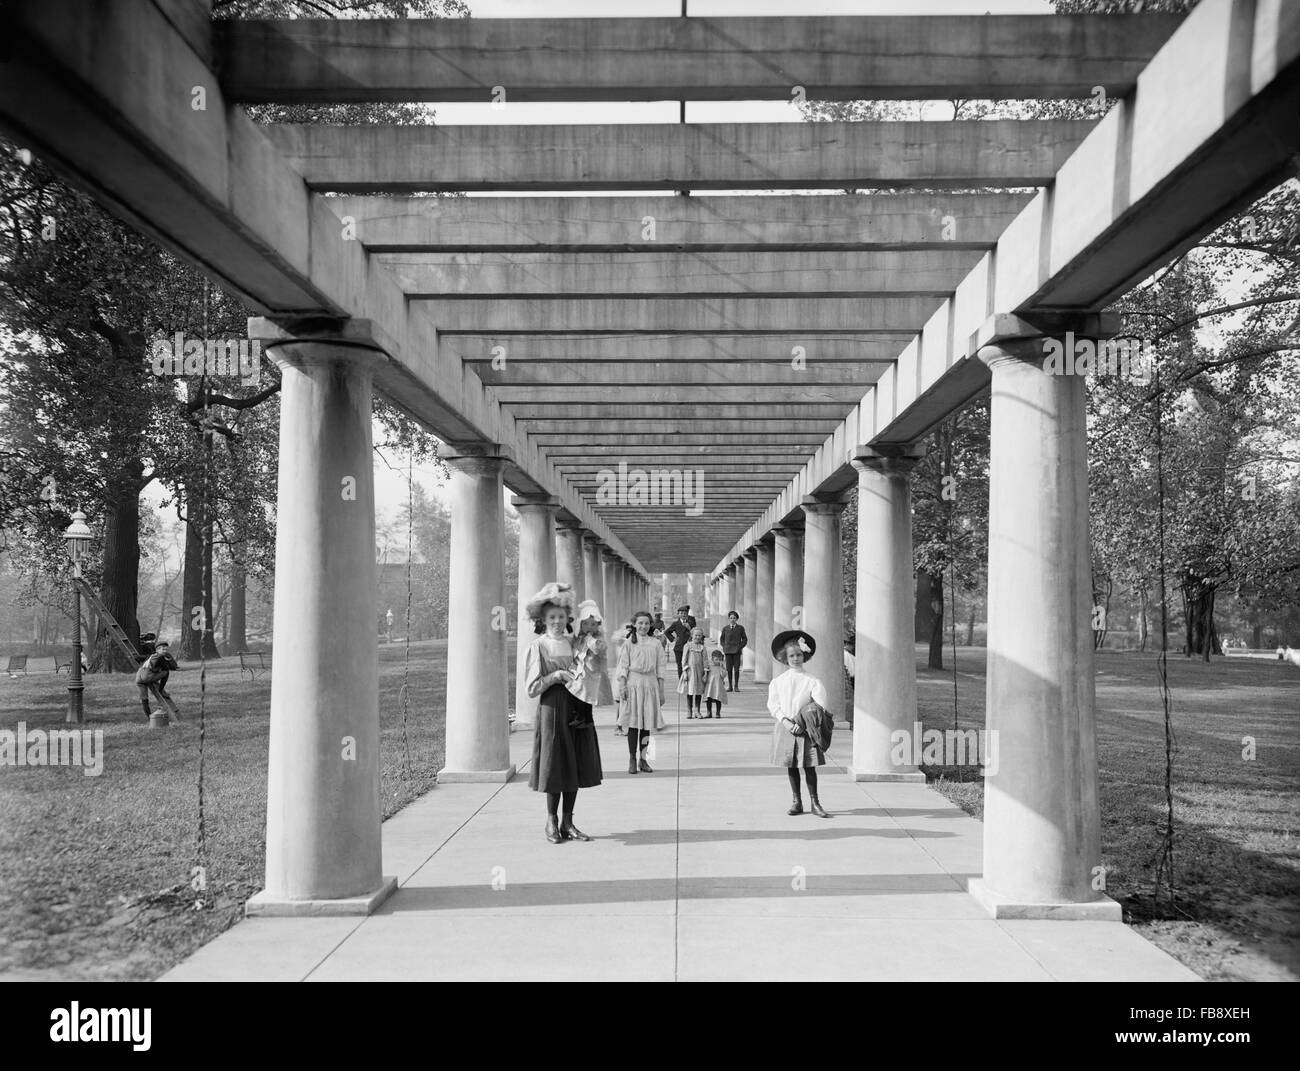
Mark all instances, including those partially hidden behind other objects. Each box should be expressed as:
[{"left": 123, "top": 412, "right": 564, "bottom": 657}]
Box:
[
  {"left": 702, "top": 648, "right": 728, "bottom": 719},
  {"left": 615, "top": 610, "right": 667, "bottom": 774},
  {"left": 678, "top": 626, "right": 708, "bottom": 718}
]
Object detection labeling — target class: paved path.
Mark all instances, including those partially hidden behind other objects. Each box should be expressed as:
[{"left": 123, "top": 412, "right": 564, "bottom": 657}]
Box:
[{"left": 162, "top": 675, "right": 1197, "bottom": 982}]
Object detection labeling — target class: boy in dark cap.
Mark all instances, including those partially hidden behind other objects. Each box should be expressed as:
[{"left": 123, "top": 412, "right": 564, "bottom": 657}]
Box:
[{"left": 663, "top": 604, "right": 697, "bottom": 678}]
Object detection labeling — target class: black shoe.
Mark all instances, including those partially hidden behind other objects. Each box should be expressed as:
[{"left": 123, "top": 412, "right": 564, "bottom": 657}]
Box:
[
  {"left": 546, "top": 816, "right": 563, "bottom": 843},
  {"left": 787, "top": 798, "right": 804, "bottom": 816},
  {"left": 628, "top": 757, "right": 639, "bottom": 774},
  {"left": 810, "top": 798, "right": 830, "bottom": 819},
  {"left": 560, "top": 817, "right": 591, "bottom": 842},
  {"left": 639, "top": 757, "right": 653, "bottom": 773}
]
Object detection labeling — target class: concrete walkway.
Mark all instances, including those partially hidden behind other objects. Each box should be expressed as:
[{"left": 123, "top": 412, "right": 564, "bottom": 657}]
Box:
[{"left": 162, "top": 677, "right": 1198, "bottom": 982}]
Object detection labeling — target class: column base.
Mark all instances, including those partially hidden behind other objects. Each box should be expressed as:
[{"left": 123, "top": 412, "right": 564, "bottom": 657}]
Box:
[
  {"left": 246, "top": 876, "right": 397, "bottom": 918},
  {"left": 967, "top": 878, "right": 1123, "bottom": 921},
  {"left": 847, "top": 768, "right": 926, "bottom": 782},
  {"left": 437, "top": 764, "right": 516, "bottom": 784},
  {"left": 509, "top": 720, "right": 533, "bottom": 733}
]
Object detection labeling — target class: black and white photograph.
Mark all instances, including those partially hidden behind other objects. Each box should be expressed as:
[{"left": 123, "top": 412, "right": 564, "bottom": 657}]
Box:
[{"left": 0, "top": 0, "right": 1295, "bottom": 1032}]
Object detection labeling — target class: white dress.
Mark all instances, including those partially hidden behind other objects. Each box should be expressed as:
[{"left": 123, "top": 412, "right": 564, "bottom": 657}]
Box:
[
  {"left": 767, "top": 667, "right": 829, "bottom": 767},
  {"left": 615, "top": 638, "right": 668, "bottom": 732}
]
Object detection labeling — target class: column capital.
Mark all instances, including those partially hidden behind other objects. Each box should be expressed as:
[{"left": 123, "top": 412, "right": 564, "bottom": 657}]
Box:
[
  {"left": 510, "top": 494, "right": 559, "bottom": 512},
  {"left": 801, "top": 495, "right": 847, "bottom": 516},
  {"left": 438, "top": 441, "right": 514, "bottom": 465},
  {"left": 249, "top": 314, "right": 391, "bottom": 353},
  {"left": 554, "top": 515, "right": 585, "bottom": 530},
  {"left": 852, "top": 445, "right": 925, "bottom": 475},
  {"left": 742, "top": 546, "right": 758, "bottom": 560},
  {"left": 600, "top": 547, "right": 621, "bottom": 563},
  {"left": 974, "top": 311, "right": 1123, "bottom": 371}
]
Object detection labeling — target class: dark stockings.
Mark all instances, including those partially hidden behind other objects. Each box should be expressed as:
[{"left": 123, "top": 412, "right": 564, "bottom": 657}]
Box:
[
  {"left": 786, "top": 767, "right": 819, "bottom": 800},
  {"left": 547, "top": 789, "right": 579, "bottom": 818},
  {"left": 626, "top": 728, "right": 649, "bottom": 756}
]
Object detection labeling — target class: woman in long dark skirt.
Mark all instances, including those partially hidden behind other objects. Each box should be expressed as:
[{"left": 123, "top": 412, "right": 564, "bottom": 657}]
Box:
[{"left": 524, "top": 582, "right": 603, "bottom": 843}]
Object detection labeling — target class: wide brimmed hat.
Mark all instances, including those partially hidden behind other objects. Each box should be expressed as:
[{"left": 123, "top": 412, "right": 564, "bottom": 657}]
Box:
[
  {"left": 576, "top": 599, "right": 603, "bottom": 623},
  {"left": 524, "top": 581, "right": 576, "bottom": 621},
  {"left": 772, "top": 629, "right": 816, "bottom": 663}
]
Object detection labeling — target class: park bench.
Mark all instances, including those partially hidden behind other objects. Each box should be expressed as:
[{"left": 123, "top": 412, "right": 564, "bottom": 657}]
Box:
[
  {"left": 53, "top": 652, "right": 74, "bottom": 674},
  {"left": 239, "top": 651, "right": 269, "bottom": 680},
  {"left": 6, "top": 655, "right": 27, "bottom": 678}
]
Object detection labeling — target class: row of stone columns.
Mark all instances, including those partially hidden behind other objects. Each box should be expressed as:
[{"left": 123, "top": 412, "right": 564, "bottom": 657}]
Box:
[
  {"left": 255, "top": 319, "right": 1113, "bottom": 921},
  {"left": 706, "top": 322, "right": 1115, "bottom": 919}
]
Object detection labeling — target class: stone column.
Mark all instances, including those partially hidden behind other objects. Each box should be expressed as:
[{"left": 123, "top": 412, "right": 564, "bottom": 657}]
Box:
[
  {"left": 661, "top": 573, "right": 670, "bottom": 616},
  {"left": 685, "top": 572, "right": 697, "bottom": 622},
  {"left": 251, "top": 329, "right": 392, "bottom": 915},
  {"left": 968, "top": 325, "right": 1118, "bottom": 919},
  {"left": 848, "top": 450, "right": 925, "bottom": 781},
  {"left": 773, "top": 526, "right": 804, "bottom": 632},
  {"left": 440, "top": 449, "right": 515, "bottom": 783},
  {"left": 802, "top": 498, "right": 845, "bottom": 725},
  {"left": 601, "top": 549, "right": 620, "bottom": 648},
  {"left": 721, "top": 564, "right": 735, "bottom": 615},
  {"left": 582, "top": 533, "right": 603, "bottom": 612},
  {"left": 754, "top": 540, "right": 776, "bottom": 685},
  {"left": 512, "top": 495, "right": 558, "bottom": 731},
  {"left": 555, "top": 519, "right": 585, "bottom": 609},
  {"left": 741, "top": 549, "right": 758, "bottom": 675}
]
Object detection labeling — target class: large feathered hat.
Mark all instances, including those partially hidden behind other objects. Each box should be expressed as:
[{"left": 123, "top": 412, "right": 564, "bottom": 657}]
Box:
[
  {"left": 772, "top": 629, "right": 816, "bottom": 663},
  {"left": 524, "top": 581, "right": 576, "bottom": 621}
]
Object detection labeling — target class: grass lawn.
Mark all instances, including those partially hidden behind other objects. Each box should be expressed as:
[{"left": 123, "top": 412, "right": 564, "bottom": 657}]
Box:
[
  {"left": 0, "top": 639, "right": 454, "bottom": 981},
  {"left": 918, "top": 646, "right": 1300, "bottom": 982},
  {"left": 1, "top": 641, "right": 1295, "bottom": 981}
]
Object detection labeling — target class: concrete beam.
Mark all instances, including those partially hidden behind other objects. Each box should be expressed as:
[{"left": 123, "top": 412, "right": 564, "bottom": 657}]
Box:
[
  {"left": 380, "top": 249, "right": 984, "bottom": 299},
  {"left": 427, "top": 297, "right": 942, "bottom": 334},
  {"left": 512, "top": 405, "right": 850, "bottom": 421},
  {"left": 218, "top": 16, "right": 1181, "bottom": 103},
  {"left": 329, "top": 193, "right": 1035, "bottom": 253},
  {"left": 266, "top": 121, "right": 1094, "bottom": 192},
  {"left": 478, "top": 362, "right": 886, "bottom": 388},
  {"left": 449, "top": 335, "right": 911, "bottom": 363},
  {"left": 495, "top": 386, "right": 869, "bottom": 405}
]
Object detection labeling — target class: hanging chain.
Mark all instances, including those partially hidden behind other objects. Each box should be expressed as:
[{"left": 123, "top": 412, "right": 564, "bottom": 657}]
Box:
[
  {"left": 399, "top": 449, "right": 414, "bottom": 776},
  {"left": 193, "top": 281, "right": 211, "bottom": 909},
  {"left": 1152, "top": 358, "right": 1178, "bottom": 911}
]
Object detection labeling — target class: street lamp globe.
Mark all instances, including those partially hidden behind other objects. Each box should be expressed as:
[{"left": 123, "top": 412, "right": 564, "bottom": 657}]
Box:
[{"left": 62, "top": 509, "right": 92, "bottom": 564}]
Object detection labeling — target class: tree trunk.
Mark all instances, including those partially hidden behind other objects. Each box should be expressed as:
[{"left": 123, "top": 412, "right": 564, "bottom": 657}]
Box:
[
  {"left": 180, "top": 471, "right": 221, "bottom": 660},
  {"left": 915, "top": 569, "right": 938, "bottom": 642},
  {"left": 1182, "top": 574, "right": 1222, "bottom": 659},
  {"left": 1137, "top": 585, "right": 1150, "bottom": 652},
  {"left": 1251, "top": 623, "right": 1262, "bottom": 649},
  {"left": 965, "top": 601, "right": 977, "bottom": 646},
  {"left": 229, "top": 558, "right": 247, "bottom": 653},
  {"left": 923, "top": 571, "right": 944, "bottom": 670},
  {"left": 91, "top": 464, "right": 143, "bottom": 672}
]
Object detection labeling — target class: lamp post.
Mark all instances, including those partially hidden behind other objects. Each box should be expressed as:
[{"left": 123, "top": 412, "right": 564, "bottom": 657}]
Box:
[{"left": 62, "top": 510, "right": 91, "bottom": 725}]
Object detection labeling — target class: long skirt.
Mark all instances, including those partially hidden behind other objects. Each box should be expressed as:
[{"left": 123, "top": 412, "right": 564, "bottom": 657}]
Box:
[
  {"left": 530, "top": 683, "right": 603, "bottom": 793},
  {"left": 770, "top": 719, "right": 825, "bottom": 768}
]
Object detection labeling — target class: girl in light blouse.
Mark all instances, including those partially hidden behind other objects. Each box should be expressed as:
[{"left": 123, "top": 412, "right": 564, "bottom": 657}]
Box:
[
  {"left": 767, "top": 629, "right": 830, "bottom": 818},
  {"left": 524, "top": 582, "right": 602, "bottom": 843},
  {"left": 615, "top": 610, "right": 667, "bottom": 774}
]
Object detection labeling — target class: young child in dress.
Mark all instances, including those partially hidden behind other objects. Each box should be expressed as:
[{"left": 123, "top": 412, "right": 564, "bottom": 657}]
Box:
[
  {"left": 702, "top": 648, "right": 728, "bottom": 719},
  {"left": 567, "top": 600, "right": 614, "bottom": 726},
  {"left": 677, "top": 626, "right": 708, "bottom": 718}
]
